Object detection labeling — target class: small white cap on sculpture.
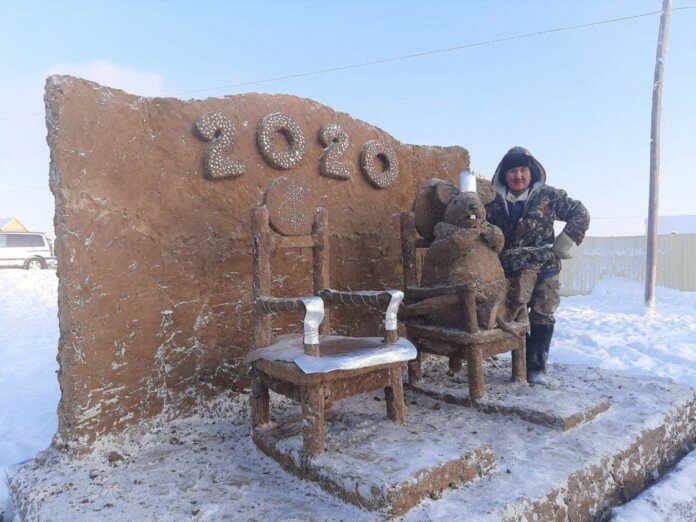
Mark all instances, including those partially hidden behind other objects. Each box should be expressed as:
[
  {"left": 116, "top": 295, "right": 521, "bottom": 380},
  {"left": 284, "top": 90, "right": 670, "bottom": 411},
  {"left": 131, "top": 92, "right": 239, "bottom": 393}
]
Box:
[{"left": 460, "top": 169, "right": 477, "bottom": 193}]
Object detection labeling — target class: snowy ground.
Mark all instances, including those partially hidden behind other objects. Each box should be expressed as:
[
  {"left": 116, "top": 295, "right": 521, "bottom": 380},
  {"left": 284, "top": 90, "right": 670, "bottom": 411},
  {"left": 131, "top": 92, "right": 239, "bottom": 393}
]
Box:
[
  {"left": 554, "top": 279, "right": 696, "bottom": 520},
  {"left": 554, "top": 279, "right": 696, "bottom": 391},
  {"left": 0, "top": 271, "right": 694, "bottom": 519},
  {"left": 0, "top": 270, "right": 59, "bottom": 517}
]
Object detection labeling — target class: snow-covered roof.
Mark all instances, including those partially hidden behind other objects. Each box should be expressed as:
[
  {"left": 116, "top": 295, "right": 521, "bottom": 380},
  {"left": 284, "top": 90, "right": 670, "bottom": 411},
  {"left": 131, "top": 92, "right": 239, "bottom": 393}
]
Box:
[{"left": 0, "top": 217, "right": 28, "bottom": 232}]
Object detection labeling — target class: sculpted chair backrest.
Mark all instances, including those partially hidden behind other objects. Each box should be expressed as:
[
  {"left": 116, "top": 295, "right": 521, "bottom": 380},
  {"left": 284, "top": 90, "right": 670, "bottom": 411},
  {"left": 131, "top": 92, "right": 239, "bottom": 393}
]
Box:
[
  {"left": 251, "top": 185, "right": 330, "bottom": 355},
  {"left": 400, "top": 210, "right": 429, "bottom": 290},
  {"left": 250, "top": 175, "right": 409, "bottom": 357}
]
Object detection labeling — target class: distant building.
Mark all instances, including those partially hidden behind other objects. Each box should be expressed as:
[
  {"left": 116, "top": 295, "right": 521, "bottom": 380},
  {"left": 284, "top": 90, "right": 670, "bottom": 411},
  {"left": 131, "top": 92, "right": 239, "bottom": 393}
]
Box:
[
  {"left": 654, "top": 215, "right": 696, "bottom": 235},
  {"left": 0, "top": 217, "right": 28, "bottom": 232}
]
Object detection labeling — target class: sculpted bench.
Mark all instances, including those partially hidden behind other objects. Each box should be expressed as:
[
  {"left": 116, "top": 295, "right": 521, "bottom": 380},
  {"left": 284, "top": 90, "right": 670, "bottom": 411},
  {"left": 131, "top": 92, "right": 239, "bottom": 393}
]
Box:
[{"left": 245, "top": 177, "right": 416, "bottom": 459}]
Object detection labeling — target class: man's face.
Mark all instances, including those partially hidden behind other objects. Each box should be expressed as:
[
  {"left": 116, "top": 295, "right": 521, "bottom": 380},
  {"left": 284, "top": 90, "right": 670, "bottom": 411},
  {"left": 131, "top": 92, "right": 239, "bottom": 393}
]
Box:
[{"left": 505, "top": 166, "right": 532, "bottom": 192}]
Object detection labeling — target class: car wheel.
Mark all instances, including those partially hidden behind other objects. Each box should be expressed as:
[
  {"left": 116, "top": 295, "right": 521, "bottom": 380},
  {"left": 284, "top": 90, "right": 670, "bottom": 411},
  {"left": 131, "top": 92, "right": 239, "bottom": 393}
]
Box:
[{"left": 24, "top": 257, "right": 45, "bottom": 270}]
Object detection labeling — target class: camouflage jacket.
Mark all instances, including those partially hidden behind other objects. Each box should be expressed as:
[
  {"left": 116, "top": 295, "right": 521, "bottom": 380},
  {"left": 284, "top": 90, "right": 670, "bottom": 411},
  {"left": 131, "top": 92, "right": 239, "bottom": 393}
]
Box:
[{"left": 485, "top": 147, "right": 590, "bottom": 277}]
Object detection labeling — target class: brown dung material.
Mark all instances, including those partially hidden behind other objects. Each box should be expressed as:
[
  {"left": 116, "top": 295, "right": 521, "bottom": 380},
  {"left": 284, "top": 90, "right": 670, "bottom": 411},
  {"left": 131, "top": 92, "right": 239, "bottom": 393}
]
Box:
[
  {"left": 420, "top": 190, "right": 507, "bottom": 330},
  {"left": 412, "top": 177, "right": 495, "bottom": 240},
  {"left": 45, "top": 75, "right": 468, "bottom": 449}
]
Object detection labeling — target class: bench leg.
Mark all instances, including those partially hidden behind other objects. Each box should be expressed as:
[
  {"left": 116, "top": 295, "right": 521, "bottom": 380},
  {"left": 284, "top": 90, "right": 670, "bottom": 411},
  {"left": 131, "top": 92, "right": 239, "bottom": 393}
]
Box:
[
  {"left": 408, "top": 351, "right": 423, "bottom": 384},
  {"left": 250, "top": 370, "right": 270, "bottom": 427},
  {"left": 385, "top": 366, "right": 407, "bottom": 424},
  {"left": 467, "top": 345, "right": 485, "bottom": 401},
  {"left": 449, "top": 354, "right": 463, "bottom": 373},
  {"left": 301, "top": 386, "right": 325, "bottom": 459},
  {"left": 512, "top": 338, "right": 527, "bottom": 383}
]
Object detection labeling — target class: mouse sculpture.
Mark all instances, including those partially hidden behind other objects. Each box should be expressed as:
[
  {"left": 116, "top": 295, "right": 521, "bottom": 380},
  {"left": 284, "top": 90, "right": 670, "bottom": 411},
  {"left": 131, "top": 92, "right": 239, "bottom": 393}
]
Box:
[{"left": 413, "top": 174, "right": 534, "bottom": 333}]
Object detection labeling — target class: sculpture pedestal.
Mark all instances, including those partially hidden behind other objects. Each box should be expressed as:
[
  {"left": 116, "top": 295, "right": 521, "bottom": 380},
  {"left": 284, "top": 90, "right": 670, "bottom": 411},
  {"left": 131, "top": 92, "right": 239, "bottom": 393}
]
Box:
[
  {"left": 252, "top": 395, "right": 495, "bottom": 516},
  {"left": 409, "top": 356, "right": 611, "bottom": 430},
  {"left": 10, "top": 364, "right": 696, "bottom": 520}
]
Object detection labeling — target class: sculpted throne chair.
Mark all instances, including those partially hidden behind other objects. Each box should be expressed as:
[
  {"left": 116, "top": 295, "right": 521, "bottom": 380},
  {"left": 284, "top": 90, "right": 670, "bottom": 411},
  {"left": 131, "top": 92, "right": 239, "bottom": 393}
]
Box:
[
  {"left": 245, "top": 177, "right": 417, "bottom": 459},
  {"left": 398, "top": 175, "right": 537, "bottom": 403}
]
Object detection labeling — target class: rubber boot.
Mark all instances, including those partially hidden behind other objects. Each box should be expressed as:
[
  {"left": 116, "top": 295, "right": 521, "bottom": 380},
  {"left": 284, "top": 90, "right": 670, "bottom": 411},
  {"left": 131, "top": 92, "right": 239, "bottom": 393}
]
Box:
[{"left": 526, "top": 324, "right": 554, "bottom": 384}]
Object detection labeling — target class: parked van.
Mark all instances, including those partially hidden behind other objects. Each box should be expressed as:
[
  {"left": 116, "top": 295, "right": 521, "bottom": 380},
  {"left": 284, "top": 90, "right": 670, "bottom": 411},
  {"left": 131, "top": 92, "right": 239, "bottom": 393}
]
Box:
[{"left": 0, "top": 231, "right": 56, "bottom": 269}]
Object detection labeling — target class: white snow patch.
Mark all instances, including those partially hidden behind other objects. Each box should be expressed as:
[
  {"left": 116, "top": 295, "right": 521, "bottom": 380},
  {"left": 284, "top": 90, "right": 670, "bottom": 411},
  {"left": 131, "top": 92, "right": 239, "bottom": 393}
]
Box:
[
  {"left": 0, "top": 270, "right": 59, "bottom": 515},
  {"left": 552, "top": 278, "right": 696, "bottom": 390},
  {"left": 612, "top": 450, "right": 696, "bottom": 521}
]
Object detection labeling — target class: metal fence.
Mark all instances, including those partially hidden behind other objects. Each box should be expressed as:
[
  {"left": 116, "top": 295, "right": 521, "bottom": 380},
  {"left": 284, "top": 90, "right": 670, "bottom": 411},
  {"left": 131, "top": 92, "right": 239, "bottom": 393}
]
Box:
[{"left": 558, "top": 233, "right": 696, "bottom": 296}]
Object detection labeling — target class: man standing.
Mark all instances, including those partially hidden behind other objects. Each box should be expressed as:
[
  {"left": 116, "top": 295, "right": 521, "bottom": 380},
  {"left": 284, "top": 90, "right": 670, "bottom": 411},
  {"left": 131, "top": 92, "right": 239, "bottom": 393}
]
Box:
[{"left": 485, "top": 147, "right": 590, "bottom": 385}]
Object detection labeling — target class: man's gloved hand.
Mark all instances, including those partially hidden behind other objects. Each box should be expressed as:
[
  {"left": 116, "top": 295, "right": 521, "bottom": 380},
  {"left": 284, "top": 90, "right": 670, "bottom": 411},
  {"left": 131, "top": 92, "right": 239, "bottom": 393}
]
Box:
[{"left": 552, "top": 232, "right": 575, "bottom": 260}]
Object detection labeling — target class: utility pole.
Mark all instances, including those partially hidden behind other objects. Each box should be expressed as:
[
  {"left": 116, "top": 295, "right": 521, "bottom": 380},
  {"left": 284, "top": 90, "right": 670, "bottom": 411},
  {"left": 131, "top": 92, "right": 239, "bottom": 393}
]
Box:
[{"left": 645, "top": 0, "right": 672, "bottom": 309}]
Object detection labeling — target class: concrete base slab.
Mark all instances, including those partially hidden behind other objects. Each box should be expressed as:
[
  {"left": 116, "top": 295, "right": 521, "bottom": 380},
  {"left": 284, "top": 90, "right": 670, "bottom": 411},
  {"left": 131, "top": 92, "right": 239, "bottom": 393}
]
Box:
[
  {"left": 10, "top": 364, "right": 696, "bottom": 521},
  {"left": 410, "top": 356, "right": 611, "bottom": 430},
  {"left": 252, "top": 399, "right": 496, "bottom": 516}
]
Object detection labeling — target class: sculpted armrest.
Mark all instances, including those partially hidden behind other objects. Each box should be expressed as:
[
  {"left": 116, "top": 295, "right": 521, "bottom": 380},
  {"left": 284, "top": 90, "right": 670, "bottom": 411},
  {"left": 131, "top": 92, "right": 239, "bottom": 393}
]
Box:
[
  {"left": 254, "top": 296, "right": 324, "bottom": 355},
  {"left": 316, "top": 289, "right": 404, "bottom": 342},
  {"left": 401, "top": 284, "right": 478, "bottom": 332},
  {"left": 404, "top": 283, "right": 476, "bottom": 302}
]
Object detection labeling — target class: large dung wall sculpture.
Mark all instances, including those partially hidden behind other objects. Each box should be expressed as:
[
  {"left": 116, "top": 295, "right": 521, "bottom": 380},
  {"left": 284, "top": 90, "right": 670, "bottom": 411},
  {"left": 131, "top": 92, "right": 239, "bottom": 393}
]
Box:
[{"left": 45, "top": 75, "right": 469, "bottom": 449}]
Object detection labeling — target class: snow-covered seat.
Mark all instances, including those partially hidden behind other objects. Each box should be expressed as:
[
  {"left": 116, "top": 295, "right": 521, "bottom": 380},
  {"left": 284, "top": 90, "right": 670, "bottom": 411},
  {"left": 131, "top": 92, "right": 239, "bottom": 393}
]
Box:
[
  {"left": 246, "top": 182, "right": 416, "bottom": 459},
  {"left": 246, "top": 333, "right": 417, "bottom": 375}
]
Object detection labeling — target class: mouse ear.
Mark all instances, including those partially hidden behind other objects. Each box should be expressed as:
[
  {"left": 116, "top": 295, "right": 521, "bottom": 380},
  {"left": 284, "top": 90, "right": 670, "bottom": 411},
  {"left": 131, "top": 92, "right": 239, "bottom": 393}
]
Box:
[
  {"left": 412, "top": 179, "right": 458, "bottom": 239},
  {"left": 421, "top": 178, "right": 447, "bottom": 189},
  {"left": 475, "top": 177, "right": 496, "bottom": 205},
  {"left": 435, "top": 181, "right": 459, "bottom": 205}
]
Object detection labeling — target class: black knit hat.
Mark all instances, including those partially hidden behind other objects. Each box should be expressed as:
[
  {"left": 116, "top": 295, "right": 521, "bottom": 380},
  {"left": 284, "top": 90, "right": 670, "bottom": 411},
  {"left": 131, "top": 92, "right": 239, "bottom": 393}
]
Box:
[
  {"left": 491, "top": 147, "right": 546, "bottom": 190},
  {"left": 499, "top": 151, "right": 531, "bottom": 175}
]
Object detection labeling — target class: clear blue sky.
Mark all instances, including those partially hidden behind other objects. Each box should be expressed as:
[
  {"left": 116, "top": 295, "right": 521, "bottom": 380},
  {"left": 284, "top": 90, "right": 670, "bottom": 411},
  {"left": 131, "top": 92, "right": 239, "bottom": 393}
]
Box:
[{"left": 1, "top": 0, "right": 694, "bottom": 236}]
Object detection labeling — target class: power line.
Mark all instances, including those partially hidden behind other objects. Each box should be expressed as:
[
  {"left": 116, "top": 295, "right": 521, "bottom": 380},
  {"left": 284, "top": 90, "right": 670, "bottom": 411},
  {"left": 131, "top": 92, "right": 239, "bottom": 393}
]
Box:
[
  {"left": 593, "top": 216, "right": 647, "bottom": 220},
  {"left": 0, "top": 112, "right": 43, "bottom": 121},
  {"left": 0, "top": 181, "right": 48, "bottom": 190},
  {"left": 172, "top": 5, "right": 696, "bottom": 96},
  {"left": 592, "top": 214, "right": 696, "bottom": 220},
  {"left": 0, "top": 5, "right": 695, "bottom": 122},
  {"left": 0, "top": 172, "right": 48, "bottom": 177}
]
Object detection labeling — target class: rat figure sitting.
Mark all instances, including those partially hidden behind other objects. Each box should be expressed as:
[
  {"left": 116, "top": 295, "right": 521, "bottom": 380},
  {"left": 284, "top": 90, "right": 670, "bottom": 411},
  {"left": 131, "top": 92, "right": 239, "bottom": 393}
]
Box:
[{"left": 418, "top": 180, "right": 509, "bottom": 331}]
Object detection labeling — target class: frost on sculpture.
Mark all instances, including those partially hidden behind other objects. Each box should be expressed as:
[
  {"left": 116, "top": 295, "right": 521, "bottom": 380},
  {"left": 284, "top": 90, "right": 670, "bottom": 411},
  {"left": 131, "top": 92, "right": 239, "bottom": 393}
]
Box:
[
  {"left": 318, "top": 123, "right": 353, "bottom": 180},
  {"left": 194, "top": 112, "right": 246, "bottom": 179},
  {"left": 256, "top": 112, "right": 306, "bottom": 170},
  {"left": 359, "top": 139, "right": 399, "bottom": 189}
]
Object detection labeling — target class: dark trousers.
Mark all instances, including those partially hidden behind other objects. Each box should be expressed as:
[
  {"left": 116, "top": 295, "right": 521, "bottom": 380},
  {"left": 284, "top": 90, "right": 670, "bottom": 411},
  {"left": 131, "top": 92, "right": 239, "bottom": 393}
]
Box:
[{"left": 527, "top": 275, "right": 560, "bottom": 372}]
